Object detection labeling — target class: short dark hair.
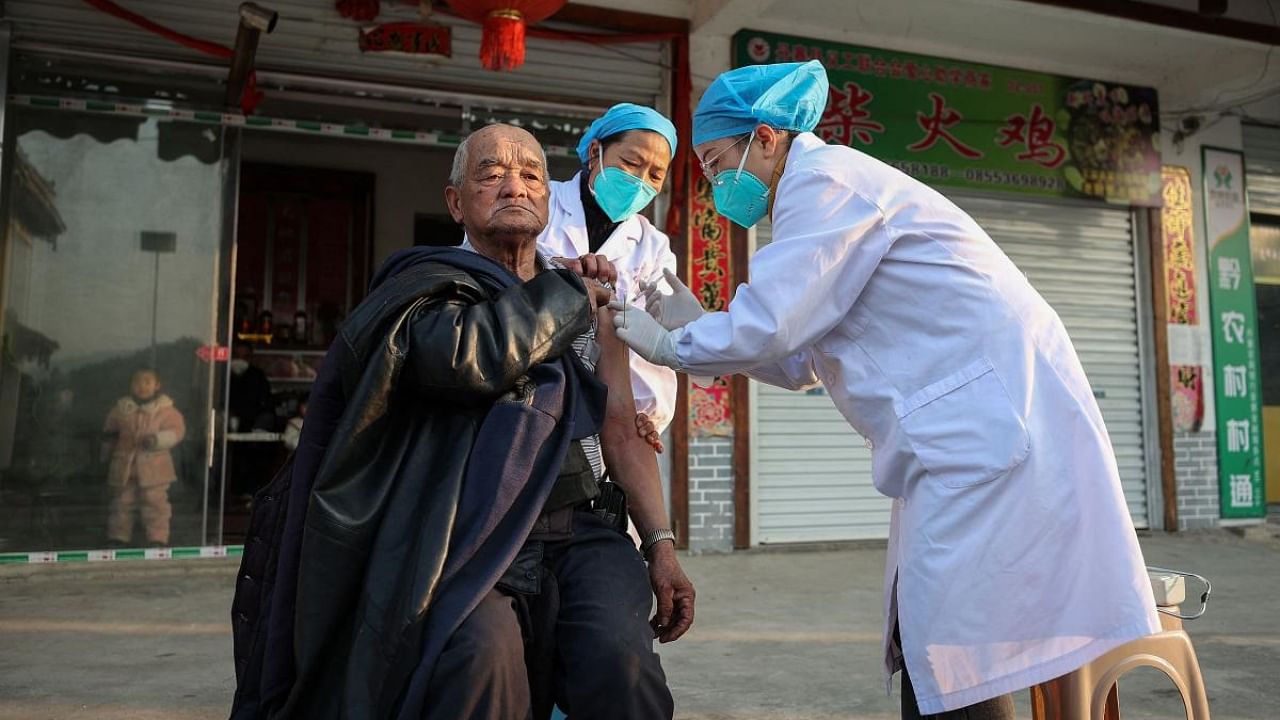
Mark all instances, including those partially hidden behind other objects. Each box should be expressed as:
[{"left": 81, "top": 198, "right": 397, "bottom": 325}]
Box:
[{"left": 584, "top": 130, "right": 641, "bottom": 167}]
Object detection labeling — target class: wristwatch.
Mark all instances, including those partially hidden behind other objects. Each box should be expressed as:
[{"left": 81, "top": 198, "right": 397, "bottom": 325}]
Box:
[{"left": 640, "top": 528, "right": 676, "bottom": 559}]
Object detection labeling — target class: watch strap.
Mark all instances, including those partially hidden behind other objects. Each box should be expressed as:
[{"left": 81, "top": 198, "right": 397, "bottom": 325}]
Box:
[{"left": 640, "top": 528, "right": 676, "bottom": 558}]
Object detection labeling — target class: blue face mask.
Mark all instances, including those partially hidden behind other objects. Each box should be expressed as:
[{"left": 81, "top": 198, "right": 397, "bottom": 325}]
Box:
[
  {"left": 711, "top": 137, "right": 771, "bottom": 228},
  {"left": 591, "top": 145, "right": 658, "bottom": 223}
]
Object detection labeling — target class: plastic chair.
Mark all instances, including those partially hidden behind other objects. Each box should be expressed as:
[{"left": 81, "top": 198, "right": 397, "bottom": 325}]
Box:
[
  {"left": 1030, "top": 569, "right": 1212, "bottom": 720},
  {"left": 1030, "top": 629, "right": 1210, "bottom": 720}
]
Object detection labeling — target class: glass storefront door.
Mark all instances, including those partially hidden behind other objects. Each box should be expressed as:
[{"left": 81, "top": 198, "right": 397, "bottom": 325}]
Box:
[
  {"left": 1250, "top": 219, "right": 1280, "bottom": 505},
  {"left": 0, "top": 106, "right": 234, "bottom": 552}
]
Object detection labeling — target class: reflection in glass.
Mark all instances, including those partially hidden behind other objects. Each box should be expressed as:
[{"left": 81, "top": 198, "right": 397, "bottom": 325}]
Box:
[{"left": 0, "top": 109, "right": 226, "bottom": 552}]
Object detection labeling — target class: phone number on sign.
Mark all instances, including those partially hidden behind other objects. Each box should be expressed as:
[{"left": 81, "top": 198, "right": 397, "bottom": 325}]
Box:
[
  {"left": 962, "top": 168, "right": 1064, "bottom": 191},
  {"left": 888, "top": 160, "right": 953, "bottom": 180}
]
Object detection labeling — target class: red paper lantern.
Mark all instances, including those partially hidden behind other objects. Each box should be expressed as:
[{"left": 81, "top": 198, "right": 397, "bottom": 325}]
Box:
[{"left": 443, "top": 0, "right": 566, "bottom": 71}]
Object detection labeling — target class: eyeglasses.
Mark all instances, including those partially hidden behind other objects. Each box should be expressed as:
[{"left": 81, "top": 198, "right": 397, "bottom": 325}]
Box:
[{"left": 699, "top": 135, "right": 750, "bottom": 184}]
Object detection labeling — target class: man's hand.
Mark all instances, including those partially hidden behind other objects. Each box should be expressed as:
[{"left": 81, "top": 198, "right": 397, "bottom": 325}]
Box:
[
  {"left": 635, "top": 412, "right": 663, "bottom": 453},
  {"left": 584, "top": 278, "right": 614, "bottom": 308},
  {"left": 139, "top": 435, "right": 158, "bottom": 450},
  {"left": 554, "top": 253, "right": 619, "bottom": 286},
  {"left": 557, "top": 254, "right": 618, "bottom": 308},
  {"left": 647, "top": 542, "right": 694, "bottom": 643}
]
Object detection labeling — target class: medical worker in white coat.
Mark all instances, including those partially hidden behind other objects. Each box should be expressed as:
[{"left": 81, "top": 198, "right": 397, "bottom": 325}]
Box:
[
  {"left": 612, "top": 61, "right": 1161, "bottom": 718},
  {"left": 539, "top": 103, "right": 680, "bottom": 451}
]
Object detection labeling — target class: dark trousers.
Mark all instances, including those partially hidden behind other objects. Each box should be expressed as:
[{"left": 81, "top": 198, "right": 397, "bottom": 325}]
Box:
[
  {"left": 896, "top": 625, "right": 1015, "bottom": 720},
  {"left": 423, "top": 511, "right": 673, "bottom": 720}
]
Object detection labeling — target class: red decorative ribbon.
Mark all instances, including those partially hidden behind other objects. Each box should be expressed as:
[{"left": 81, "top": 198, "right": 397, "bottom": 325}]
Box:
[{"left": 81, "top": 0, "right": 264, "bottom": 113}]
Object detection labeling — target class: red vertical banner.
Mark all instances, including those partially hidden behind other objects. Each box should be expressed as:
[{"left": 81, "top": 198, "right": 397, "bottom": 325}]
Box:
[
  {"left": 1162, "top": 166, "right": 1203, "bottom": 434},
  {"left": 687, "top": 166, "right": 733, "bottom": 437},
  {"left": 1162, "top": 166, "right": 1198, "bottom": 326}
]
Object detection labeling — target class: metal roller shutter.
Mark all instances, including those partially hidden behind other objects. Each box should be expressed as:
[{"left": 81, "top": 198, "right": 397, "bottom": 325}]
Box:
[
  {"left": 752, "top": 195, "right": 1149, "bottom": 544},
  {"left": 752, "top": 220, "right": 889, "bottom": 543},
  {"left": 955, "top": 195, "right": 1149, "bottom": 527},
  {"left": 2, "top": 0, "right": 666, "bottom": 107},
  {"left": 1245, "top": 124, "right": 1280, "bottom": 215}
]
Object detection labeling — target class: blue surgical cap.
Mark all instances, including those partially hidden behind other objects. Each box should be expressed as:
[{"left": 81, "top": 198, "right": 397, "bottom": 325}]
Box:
[
  {"left": 575, "top": 103, "right": 678, "bottom": 164},
  {"left": 692, "top": 60, "right": 830, "bottom": 146}
]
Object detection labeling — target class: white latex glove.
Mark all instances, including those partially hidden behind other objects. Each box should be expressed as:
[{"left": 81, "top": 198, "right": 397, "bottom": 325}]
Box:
[
  {"left": 609, "top": 299, "right": 681, "bottom": 369},
  {"left": 641, "top": 268, "right": 706, "bottom": 331}
]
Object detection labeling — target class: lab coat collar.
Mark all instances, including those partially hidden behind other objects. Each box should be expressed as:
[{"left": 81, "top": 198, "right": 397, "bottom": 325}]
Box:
[{"left": 557, "top": 172, "right": 644, "bottom": 256}]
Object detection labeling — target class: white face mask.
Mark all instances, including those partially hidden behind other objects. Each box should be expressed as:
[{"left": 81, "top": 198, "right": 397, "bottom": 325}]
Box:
[{"left": 230, "top": 359, "right": 249, "bottom": 376}]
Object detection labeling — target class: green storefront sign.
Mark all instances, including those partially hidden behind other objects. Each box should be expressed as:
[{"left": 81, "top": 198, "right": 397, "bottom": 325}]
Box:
[
  {"left": 1203, "top": 147, "right": 1266, "bottom": 518},
  {"left": 733, "top": 31, "right": 1162, "bottom": 206}
]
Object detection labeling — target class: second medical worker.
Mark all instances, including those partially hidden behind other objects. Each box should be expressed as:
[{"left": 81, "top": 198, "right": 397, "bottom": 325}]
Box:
[{"left": 539, "top": 103, "right": 680, "bottom": 447}]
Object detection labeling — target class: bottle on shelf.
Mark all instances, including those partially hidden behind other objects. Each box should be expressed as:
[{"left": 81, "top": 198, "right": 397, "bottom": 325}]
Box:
[
  {"left": 258, "top": 311, "right": 274, "bottom": 345},
  {"left": 294, "top": 309, "right": 308, "bottom": 346}
]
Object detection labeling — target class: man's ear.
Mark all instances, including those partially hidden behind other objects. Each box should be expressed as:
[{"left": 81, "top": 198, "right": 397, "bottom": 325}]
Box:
[{"left": 445, "top": 186, "right": 465, "bottom": 224}]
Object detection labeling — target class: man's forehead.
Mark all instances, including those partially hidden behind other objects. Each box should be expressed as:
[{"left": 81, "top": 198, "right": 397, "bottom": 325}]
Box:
[{"left": 472, "top": 133, "right": 543, "bottom": 167}]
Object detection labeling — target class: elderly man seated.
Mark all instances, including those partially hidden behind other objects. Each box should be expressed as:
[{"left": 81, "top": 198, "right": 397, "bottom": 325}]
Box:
[{"left": 230, "top": 124, "right": 694, "bottom": 720}]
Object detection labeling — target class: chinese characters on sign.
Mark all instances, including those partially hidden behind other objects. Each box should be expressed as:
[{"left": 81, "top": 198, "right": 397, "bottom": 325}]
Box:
[
  {"left": 735, "top": 31, "right": 1162, "bottom": 206},
  {"left": 816, "top": 82, "right": 884, "bottom": 146},
  {"left": 1221, "top": 311, "right": 1246, "bottom": 344},
  {"left": 358, "top": 22, "right": 452, "bottom": 57},
  {"left": 1230, "top": 474, "right": 1254, "bottom": 508},
  {"left": 1222, "top": 365, "right": 1248, "bottom": 398},
  {"left": 687, "top": 169, "right": 734, "bottom": 437},
  {"left": 1202, "top": 147, "right": 1266, "bottom": 518},
  {"left": 1218, "top": 256, "right": 1241, "bottom": 290},
  {"left": 908, "top": 93, "right": 983, "bottom": 158},
  {"left": 1227, "top": 419, "right": 1251, "bottom": 452},
  {"left": 996, "top": 105, "right": 1067, "bottom": 169},
  {"left": 1161, "top": 167, "right": 1198, "bottom": 325}
]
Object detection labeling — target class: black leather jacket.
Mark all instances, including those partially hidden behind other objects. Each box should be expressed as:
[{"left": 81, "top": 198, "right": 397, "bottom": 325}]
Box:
[{"left": 231, "top": 248, "right": 595, "bottom": 719}]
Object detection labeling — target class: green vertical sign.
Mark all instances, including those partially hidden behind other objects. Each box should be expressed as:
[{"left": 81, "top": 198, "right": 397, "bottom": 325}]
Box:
[{"left": 1203, "top": 147, "right": 1266, "bottom": 518}]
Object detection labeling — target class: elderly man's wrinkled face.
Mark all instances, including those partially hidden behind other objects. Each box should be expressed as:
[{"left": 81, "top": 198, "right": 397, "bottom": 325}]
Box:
[{"left": 447, "top": 125, "right": 549, "bottom": 243}]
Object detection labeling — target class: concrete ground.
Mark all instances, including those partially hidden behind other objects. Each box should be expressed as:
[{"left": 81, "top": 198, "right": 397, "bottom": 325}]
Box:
[{"left": 0, "top": 528, "right": 1276, "bottom": 720}]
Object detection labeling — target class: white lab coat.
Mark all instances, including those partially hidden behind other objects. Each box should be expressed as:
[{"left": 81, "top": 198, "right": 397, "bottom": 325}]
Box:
[
  {"left": 539, "top": 173, "right": 679, "bottom": 433},
  {"left": 674, "top": 133, "right": 1160, "bottom": 713}
]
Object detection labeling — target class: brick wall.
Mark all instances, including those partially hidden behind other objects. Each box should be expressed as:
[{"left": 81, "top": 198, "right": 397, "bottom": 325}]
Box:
[
  {"left": 687, "top": 436, "right": 734, "bottom": 552},
  {"left": 1174, "top": 430, "right": 1220, "bottom": 530}
]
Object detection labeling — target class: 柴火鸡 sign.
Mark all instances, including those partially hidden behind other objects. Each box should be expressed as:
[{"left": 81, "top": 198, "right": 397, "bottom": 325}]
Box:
[{"left": 734, "top": 31, "right": 1162, "bottom": 206}]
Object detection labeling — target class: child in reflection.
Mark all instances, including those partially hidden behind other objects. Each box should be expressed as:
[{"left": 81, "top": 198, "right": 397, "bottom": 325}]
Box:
[{"left": 102, "top": 368, "right": 186, "bottom": 547}]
